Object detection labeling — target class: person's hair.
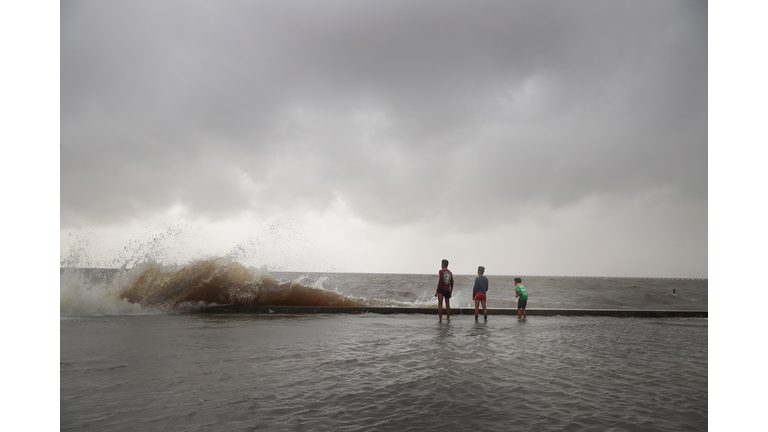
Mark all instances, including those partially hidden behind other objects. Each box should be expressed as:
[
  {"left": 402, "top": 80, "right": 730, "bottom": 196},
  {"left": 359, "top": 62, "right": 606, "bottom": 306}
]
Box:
[
  {"left": 442, "top": 259, "right": 449, "bottom": 268},
  {"left": 478, "top": 266, "right": 485, "bottom": 275},
  {"left": 514, "top": 277, "right": 522, "bottom": 284}
]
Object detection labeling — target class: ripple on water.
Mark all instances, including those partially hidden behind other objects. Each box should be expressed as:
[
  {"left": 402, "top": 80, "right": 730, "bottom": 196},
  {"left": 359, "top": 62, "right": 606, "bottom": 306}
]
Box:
[{"left": 60, "top": 314, "right": 707, "bottom": 431}]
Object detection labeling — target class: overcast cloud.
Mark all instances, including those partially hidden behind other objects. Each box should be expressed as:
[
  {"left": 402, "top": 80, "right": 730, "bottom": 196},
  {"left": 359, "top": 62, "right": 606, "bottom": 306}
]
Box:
[{"left": 60, "top": 0, "right": 707, "bottom": 277}]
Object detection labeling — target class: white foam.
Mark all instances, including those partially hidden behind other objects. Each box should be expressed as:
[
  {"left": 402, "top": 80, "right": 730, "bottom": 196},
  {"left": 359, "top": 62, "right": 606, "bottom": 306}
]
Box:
[
  {"left": 309, "top": 276, "right": 328, "bottom": 289},
  {"left": 60, "top": 269, "right": 160, "bottom": 316}
]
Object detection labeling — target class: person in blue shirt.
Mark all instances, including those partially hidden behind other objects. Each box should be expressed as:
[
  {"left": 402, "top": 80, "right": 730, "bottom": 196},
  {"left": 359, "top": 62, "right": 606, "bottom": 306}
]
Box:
[{"left": 472, "top": 266, "right": 489, "bottom": 321}]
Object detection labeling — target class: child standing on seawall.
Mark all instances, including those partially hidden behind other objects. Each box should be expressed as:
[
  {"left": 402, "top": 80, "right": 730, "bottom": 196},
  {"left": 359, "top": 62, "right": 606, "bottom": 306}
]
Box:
[
  {"left": 514, "top": 277, "right": 528, "bottom": 319},
  {"left": 435, "top": 259, "right": 453, "bottom": 320},
  {"left": 472, "top": 266, "right": 489, "bottom": 321}
]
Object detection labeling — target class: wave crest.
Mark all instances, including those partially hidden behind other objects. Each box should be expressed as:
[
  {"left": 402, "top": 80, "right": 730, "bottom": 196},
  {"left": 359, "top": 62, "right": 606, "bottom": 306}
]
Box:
[{"left": 117, "top": 258, "right": 362, "bottom": 312}]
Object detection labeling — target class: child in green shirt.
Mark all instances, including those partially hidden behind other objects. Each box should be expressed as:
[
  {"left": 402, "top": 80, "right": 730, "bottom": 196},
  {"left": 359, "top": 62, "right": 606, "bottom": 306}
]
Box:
[{"left": 514, "top": 277, "right": 528, "bottom": 319}]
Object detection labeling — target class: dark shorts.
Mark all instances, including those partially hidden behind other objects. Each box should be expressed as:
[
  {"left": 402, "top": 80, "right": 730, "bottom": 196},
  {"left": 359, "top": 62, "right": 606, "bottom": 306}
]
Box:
[
  {"left": 473, "top": 293, "right": 486, "bottom": 301},
  {"left": 517, "top": 298, "right": 527, "bottom": 309},
  {"left": 438, "top": 289, "right": 452, "bottom": 299}
]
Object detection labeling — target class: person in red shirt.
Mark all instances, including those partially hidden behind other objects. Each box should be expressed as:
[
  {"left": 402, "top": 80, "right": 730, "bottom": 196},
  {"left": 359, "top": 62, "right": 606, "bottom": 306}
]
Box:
[{"left": 435, "top": 259, "right": 453, "bottom": 320}]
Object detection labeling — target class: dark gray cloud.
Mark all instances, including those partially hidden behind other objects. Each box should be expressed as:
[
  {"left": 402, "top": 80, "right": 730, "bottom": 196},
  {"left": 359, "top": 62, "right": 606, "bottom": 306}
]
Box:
[{"left": 61, "top": 0, "right": 707, "bottom": 230}]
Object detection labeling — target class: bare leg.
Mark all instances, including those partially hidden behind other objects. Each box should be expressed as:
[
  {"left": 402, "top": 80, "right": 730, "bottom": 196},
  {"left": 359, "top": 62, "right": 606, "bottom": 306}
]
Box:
[
  {"left": 517, "top": 307, "right": 522, "bottom": 318},
  {"left": 482, "top": 301, "right": 487, "bottom": 319},
  {"left": 474, "top": 299, "right": 480, "bottom": 319},
  {"left": 523, "top": 308, "right": 526, "bottom": 319},
  {"left": 446, "top": 297, "right": 451, "bottom": 320},
  {"left": 437, "top": 293, "right": 443, "bottom": 320}
]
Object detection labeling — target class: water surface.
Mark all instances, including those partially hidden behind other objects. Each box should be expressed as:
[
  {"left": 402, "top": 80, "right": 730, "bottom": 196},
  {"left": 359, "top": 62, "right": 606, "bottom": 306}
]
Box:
[{"left": 61, "top": 313, "right": 707, "bottom": 431}]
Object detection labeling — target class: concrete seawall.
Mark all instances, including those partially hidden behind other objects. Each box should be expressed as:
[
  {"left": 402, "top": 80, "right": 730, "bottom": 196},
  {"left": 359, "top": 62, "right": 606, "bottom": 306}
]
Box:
[{"left": 202, "top": 305, "right": 707, "bottom": 318}]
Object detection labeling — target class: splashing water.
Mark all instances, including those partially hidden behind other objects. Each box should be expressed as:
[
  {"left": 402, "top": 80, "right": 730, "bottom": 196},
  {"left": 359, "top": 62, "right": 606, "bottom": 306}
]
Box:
[
  {"left": 60, "top": 268, "right": 159, "bottom": 316},
  {"left": 61, "top": 257, "right": 369, "bottom": 316},
  {"left": 120, "top": 258, "right": 362, "bottom": 309}
]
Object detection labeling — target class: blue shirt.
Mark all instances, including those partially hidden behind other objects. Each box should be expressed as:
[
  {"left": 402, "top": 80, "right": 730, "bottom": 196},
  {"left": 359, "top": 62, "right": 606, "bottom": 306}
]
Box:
[{"left": 472, "top": 276, "right": 489, "bottom": 297}]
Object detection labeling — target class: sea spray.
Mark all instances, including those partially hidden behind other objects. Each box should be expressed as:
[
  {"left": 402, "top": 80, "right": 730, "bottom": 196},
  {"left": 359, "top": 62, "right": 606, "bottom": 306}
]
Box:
[
  {"left": 60, "top": 222, "right": 360, "bottom": 315},
  {"left": 60, "top": 268, "right": 159, "bottom": 316},
  {"left": 61, "top": 258, "right": 370, "bottom": 315}
]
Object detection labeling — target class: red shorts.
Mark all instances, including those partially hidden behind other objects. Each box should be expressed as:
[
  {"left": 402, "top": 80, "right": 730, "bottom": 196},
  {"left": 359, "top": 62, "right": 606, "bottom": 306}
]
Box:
[{"left": 473, "top": 293, "right": 487, "bottom": 301}]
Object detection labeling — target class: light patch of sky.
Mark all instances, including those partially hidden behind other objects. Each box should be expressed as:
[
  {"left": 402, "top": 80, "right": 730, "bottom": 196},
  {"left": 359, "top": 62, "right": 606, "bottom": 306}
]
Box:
[
  {"left": 496, "top": 75, "right": 548, "bottom": 115},
  {"left": 59, "top": 186, "right": 705, "bottom": 278}
]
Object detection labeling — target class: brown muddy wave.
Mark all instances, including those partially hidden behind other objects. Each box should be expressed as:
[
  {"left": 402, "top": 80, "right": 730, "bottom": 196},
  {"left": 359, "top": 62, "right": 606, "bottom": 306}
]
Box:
[{"left": 120, "top": 258, "right": 362, "bottom": 309}]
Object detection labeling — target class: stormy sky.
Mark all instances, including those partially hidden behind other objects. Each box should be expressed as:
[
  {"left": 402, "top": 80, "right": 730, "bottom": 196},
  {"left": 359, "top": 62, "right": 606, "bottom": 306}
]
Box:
[{"left": 60, "top": 0, "right": 708, "bottom": 277}]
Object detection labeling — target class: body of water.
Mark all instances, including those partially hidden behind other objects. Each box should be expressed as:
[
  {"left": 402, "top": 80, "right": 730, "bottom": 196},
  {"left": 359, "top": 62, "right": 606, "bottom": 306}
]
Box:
[{"left": 60, "top": 259, "right": 707, "bottom": 430}]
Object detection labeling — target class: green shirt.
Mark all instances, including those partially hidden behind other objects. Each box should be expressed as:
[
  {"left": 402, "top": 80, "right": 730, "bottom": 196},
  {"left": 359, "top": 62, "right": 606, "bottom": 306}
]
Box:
[{"left": 515, "top": 285, "right": 528, "bottom": 301}]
